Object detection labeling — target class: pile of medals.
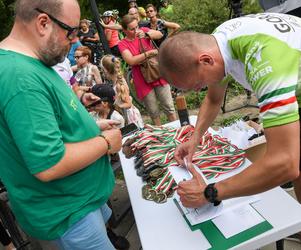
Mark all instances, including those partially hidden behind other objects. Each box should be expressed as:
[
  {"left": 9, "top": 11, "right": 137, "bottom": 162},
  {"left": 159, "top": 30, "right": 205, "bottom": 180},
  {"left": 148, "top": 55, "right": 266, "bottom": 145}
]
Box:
[{"left": 122, "top": 124, "right": 246, "bottom": 203}]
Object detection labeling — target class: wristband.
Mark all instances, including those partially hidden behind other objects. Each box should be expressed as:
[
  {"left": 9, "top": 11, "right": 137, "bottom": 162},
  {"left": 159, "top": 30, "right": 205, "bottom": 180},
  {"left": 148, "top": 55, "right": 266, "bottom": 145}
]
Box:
[{"left": 99, "top": 134, "right": 112, "bottom": 151}]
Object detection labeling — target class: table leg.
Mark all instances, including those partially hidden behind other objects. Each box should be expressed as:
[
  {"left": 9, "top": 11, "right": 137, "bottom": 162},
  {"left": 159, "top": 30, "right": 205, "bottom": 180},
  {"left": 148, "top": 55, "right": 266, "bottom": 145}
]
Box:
[{"left": 276, "top": 239, "right": 284, "bottom": 250}]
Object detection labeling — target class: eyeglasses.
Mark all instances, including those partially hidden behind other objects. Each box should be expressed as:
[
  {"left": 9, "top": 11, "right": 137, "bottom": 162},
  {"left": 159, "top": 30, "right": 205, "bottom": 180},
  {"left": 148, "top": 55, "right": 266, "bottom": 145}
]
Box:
[
  {"left": 127, "top": 25, "right": 138, "bottom": 31},
  {"left": 74, "top": 55, "right": 84, "bottom": 60},
  {"left": 35, "top": 8, "right": 79, "bottom": 40}
]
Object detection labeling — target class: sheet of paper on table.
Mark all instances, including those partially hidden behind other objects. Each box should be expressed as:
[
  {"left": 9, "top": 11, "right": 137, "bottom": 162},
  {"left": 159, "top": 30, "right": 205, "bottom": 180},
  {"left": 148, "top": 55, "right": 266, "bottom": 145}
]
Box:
[
  {"left": 216, "top": 120, "right": 258, "bottom": 149},
  {"left": 169, "top": 165, "right": 261, "bottom": 226},
  {"left": 212, "top": 204, "right": 265, "bottom": 238}
]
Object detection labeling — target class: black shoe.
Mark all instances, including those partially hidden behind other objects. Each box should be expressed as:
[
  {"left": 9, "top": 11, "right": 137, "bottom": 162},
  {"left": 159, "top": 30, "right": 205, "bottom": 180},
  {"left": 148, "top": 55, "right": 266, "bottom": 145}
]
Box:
[
  {"left": 107, "top": 228, "right": 130, "bottom": 250},
  {"left": 280, "top": 182, "right": 294, "bottom": 191},
  {"left": 285, "top": 233, "right": 301, "bottom": 243}
]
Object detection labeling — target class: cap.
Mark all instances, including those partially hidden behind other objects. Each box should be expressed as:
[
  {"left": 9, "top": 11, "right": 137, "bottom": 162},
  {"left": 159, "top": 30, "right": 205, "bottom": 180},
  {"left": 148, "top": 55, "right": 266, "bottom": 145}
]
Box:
[
  {"left": 92, "top": 84, "right": 116, "bottom": 103},
  {"left": 103, "top": 10, "right": 113, "bottom": 17},
  {"left": 128, "top": 0, "right": 136, "bottom": 2}
]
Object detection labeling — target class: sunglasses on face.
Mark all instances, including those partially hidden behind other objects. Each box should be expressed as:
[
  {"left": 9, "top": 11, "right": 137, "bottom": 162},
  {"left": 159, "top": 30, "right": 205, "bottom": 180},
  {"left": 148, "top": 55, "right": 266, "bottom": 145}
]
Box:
[
  {"left": 35, "top": 8, "right": 79, "bottom": 40},
  {"left": 74, "top": 55, "right": 84, "bottom": 60}
]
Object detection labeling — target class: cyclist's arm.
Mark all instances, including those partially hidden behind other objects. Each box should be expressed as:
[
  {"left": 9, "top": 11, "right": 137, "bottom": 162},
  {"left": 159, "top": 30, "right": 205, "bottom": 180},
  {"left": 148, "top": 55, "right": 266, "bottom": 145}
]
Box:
[
  {"left": 100, "top": 21, "right": 122, "bottom": 30},
  {"left": 194, "top": 82, "right": 227, "bottom": 139}
]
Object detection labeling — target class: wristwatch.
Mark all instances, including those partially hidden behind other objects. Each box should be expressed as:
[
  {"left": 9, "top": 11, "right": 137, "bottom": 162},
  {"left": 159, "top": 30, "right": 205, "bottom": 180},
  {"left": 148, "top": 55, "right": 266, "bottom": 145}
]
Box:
[{"left": 204, "top": 183, "right": 221, "bottom": 206}]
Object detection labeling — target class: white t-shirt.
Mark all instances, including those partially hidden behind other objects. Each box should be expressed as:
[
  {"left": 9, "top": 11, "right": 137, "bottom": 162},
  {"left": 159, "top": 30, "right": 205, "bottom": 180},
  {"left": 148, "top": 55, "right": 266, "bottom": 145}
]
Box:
[{"left": 52, "top": 58, "right": 73, "bottom": 87}]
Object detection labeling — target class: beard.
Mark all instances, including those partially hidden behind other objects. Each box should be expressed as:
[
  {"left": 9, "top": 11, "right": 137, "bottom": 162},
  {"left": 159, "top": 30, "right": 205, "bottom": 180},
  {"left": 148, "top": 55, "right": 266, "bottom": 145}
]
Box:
[{"left": 38, "top": 29, "right": 70, "bottom": 67}]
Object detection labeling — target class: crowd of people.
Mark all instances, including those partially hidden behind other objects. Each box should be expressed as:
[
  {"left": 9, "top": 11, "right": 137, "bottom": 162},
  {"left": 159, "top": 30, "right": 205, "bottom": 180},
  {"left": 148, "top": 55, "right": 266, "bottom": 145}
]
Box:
[
  {"left": 1, "top": 0, "right": 301, "bottom": 249},
  {"left": 53, "top": 0, "right": 180, "bottom": 128}
]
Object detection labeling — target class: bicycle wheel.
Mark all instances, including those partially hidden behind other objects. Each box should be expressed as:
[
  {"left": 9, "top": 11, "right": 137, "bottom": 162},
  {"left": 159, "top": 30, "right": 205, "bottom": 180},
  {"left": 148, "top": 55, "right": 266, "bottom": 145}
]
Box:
[{"left": 125, "top": 69, "right": 145, "bottom": 110}]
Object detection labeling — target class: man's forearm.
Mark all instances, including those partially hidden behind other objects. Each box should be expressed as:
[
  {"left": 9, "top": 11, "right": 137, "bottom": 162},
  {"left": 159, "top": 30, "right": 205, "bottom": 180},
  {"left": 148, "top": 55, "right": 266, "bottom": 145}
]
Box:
[
  {"left": 217, "top": 121, "right": 300, "bottom": 200},
  {"left": 194, "top": 94, "right": 222, "bottom": 139},
  {"left": 35, "top": 136, "right": 109, "bottom": 182}
]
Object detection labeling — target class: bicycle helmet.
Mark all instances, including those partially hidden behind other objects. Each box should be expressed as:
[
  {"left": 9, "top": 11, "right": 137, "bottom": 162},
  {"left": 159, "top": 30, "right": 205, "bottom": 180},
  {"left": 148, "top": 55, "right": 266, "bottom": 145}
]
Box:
[{"left": 103, "top": 11, "right": 113, "bottom": 17}]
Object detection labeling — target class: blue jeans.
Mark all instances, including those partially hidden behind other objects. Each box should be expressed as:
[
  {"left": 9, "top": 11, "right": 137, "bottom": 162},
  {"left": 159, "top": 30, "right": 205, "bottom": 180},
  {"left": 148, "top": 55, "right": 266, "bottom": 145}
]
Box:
[{"left": 52, "top": 204, "right": 115, "bottom": 250}]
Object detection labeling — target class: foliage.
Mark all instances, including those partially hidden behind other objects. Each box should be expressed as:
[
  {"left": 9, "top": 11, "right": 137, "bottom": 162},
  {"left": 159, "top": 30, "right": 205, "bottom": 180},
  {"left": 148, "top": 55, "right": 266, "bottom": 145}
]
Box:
[
  {"left": 219, "top": 114, "right": 244, "bottom": 127},
  {"left": 170, "top": 0, "right": 229, "bottom": 33},
  {"left": 185, "top": 90, "right": 207, "bottom": 110},
  {"left": 168, "top": 0, "right": 262, "bottom": 33},
  {"left": 0, "top": 0, "right": 262, "bottom": 40},
  {"left": 0, "top": 0, "right": 15, "bottom": 40}
]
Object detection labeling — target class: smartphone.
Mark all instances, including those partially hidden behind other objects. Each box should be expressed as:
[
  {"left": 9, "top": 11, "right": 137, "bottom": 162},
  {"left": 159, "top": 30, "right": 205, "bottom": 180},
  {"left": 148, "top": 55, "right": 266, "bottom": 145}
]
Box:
[{"left": 120, "top": 123, "right": 138, "bottom": 137}]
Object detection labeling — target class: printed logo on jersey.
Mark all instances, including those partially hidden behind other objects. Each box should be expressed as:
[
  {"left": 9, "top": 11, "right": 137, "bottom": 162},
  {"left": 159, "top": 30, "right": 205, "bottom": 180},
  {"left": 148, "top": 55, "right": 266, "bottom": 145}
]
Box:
[
  {"left": 246, "top": 41, "right": 273, "bottom": 85},
  {"left": 224, "top": 21, "right": 242, "bottom": 33},
  {"left": 247, "top": 13, "right": 295, "bottom": 33}
]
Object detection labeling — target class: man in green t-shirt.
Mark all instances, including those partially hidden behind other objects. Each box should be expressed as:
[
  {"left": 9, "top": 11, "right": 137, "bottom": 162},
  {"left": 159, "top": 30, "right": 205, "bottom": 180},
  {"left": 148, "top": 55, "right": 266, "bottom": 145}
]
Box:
[{"left": 0, "top": 0, "right": 122, "bottom": 249}]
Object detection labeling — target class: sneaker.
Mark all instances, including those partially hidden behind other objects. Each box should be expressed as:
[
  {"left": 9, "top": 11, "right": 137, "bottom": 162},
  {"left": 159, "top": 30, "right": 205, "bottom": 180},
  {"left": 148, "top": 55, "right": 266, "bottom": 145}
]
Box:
[
  {"left": 285, "top": 233, "right": 301, "bottom": 243},
  {"left": 281, "top": 182, "right": 294, "bottom": 191},
  {"left": 107, "top": 228, "right": 130, "bottom": 250}
]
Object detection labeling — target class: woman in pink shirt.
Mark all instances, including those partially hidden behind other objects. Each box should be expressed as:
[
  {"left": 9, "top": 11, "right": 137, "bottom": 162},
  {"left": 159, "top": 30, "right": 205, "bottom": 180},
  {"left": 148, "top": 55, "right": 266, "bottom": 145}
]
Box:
[{"left": 118, "top": 15, "right": 176, "bottom": 125}]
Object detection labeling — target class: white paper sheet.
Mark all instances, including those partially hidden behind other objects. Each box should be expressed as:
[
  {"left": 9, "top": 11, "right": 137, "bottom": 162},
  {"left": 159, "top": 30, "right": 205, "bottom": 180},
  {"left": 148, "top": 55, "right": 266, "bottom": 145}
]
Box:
[
  {"left": 169, "top": 164, "right": 261, "bottom": 226},
  {"left": 212, "top": 204, "right": 265, "bottom": 238},
  {"left": 217, "top": 120, "right": 258, "bottom": 149},
  {"left": 175, "top": 195, "right": 261, "bottom": 226}
]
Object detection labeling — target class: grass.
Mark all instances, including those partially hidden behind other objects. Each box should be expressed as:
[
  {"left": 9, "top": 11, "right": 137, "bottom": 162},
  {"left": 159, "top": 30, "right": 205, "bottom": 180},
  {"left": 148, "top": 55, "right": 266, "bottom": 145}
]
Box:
[{"left": 219, "top": 113, "right": 245, "bottom": 127}]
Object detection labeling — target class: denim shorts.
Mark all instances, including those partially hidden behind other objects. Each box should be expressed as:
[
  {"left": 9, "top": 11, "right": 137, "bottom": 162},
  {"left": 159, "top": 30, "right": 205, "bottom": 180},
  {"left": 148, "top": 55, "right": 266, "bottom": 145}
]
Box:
[{"left": 52, "top": 204, "right": 114, "bottom": 250}]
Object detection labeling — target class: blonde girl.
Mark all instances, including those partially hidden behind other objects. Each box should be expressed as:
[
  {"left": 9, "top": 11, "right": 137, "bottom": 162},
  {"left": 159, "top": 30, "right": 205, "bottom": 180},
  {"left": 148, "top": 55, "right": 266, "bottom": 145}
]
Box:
[{"left": 100, "top": 55, "right": 144, "bottom": 128}]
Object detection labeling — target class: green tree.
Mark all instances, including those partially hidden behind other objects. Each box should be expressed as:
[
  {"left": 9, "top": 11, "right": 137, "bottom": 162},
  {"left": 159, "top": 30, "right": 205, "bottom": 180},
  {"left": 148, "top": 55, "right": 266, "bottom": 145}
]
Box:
[
  {"left": 0, "top": 0, "right": 15, "bottom": 40},
  {"left": 0, "top": 0, "right": 262, "bottom": 41},
  {"left": 169, "top": 0, "right": 262, "bottom": 33}
]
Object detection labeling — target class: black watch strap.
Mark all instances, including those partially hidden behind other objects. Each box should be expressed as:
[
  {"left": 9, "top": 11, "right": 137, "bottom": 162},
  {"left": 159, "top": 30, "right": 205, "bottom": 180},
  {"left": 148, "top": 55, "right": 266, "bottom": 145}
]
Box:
[{"left": 204, "top": 183, "right": 221, "bottom": 206}]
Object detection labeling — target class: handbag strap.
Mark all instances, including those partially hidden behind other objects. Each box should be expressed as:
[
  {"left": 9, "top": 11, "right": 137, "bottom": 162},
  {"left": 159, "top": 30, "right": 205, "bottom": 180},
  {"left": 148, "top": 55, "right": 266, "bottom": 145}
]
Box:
[
  {"left": 138, "top": 35, "right": 159, "bottom": 55},
  {"left": 148, "top": 36, "right": 159, "bottom": 50},
  {"left": 138, "top": 38, "right": 146, "bottom": 54}
]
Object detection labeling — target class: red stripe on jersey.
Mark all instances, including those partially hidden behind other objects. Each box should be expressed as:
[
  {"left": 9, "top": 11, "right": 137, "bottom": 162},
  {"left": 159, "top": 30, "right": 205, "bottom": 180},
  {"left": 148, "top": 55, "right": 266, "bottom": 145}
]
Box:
[{"left": 260, "top": 96, "right": 297, "bottom": 113}]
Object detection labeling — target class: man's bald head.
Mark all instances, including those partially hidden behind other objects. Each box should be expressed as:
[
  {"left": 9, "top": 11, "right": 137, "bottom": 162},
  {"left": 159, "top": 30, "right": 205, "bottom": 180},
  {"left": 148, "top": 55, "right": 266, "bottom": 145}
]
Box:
[
  {"left": 15, "top": 0, "right": 78, "bottom": 23},
  {"left": 159, "top": 31, "right": 215, "bottom": 80}
]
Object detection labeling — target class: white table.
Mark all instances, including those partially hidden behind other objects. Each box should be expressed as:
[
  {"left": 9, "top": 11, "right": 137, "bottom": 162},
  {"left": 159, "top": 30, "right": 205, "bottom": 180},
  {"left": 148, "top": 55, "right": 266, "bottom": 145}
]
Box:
[{"left": 119, "top": 116, "right": 301, "bottom": 250}]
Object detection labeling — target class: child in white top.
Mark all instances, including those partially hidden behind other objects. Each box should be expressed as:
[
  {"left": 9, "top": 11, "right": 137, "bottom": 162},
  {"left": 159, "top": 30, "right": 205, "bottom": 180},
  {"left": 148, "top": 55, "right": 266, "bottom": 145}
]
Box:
[{"left": 100, "top": 55, "right": 144, "bottom": 128}]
